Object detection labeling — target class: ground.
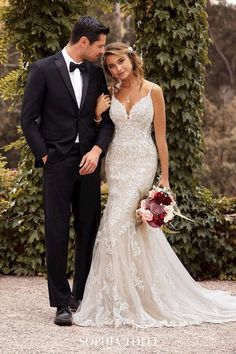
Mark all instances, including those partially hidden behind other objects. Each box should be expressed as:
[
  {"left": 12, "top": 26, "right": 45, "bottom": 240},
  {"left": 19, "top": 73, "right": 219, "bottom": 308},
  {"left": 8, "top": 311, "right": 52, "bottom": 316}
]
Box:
[{"left": 0, "top": 276, "right": 235, "bottom": 354}]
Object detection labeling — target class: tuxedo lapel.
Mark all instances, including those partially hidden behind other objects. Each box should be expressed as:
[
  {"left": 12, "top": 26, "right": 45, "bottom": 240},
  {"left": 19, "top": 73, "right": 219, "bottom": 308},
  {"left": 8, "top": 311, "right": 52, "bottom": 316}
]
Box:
[
  {"left": 54, "top": 52, "right": 77, "bottom": 106},
  {"left": 80, "top": 63, "right": 89, "bottom": 111}
]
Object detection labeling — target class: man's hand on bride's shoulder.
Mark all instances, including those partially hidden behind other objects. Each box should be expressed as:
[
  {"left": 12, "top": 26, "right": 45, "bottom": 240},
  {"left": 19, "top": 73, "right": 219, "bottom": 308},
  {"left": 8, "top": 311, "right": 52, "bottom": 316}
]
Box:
[{"left": 95, "top": 93, "right": 111, "bottom": 118}]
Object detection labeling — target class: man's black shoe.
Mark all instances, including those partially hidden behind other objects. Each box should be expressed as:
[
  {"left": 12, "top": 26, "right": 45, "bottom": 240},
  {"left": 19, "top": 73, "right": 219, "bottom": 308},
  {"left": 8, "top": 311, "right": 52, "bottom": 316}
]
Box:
[
  {"left": 54, "top": 307, "right": 73, "bottom": 326},
  {"left": 69, "top": 296, "right": 81, "bottom": 313}
]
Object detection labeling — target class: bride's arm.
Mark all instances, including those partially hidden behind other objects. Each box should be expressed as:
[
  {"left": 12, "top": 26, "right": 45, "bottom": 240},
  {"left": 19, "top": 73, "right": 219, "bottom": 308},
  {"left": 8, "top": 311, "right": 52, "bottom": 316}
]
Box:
[{"left": 151, "top": 85, "right": 170, "bottom": 189}]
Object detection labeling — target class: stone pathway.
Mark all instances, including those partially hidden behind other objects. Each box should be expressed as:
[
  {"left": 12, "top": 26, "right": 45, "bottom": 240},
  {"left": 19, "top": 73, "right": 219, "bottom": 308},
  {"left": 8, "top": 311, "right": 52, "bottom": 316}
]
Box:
[{"left": 0, "top": 276, "right": 236, "bottom": 354}]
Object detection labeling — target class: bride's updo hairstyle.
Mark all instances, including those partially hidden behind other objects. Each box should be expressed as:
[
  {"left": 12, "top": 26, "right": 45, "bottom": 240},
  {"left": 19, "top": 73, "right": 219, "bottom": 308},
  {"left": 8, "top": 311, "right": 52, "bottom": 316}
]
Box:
[{"left": 102, "top": 42, "right": 144, "bottom": 91}]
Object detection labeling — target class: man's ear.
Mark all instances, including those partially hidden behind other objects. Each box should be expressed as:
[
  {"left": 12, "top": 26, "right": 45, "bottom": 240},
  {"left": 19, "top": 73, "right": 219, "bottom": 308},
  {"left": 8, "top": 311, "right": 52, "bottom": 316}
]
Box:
[{"left": 79, "top": 36, "right": 90, "bottom": 48}]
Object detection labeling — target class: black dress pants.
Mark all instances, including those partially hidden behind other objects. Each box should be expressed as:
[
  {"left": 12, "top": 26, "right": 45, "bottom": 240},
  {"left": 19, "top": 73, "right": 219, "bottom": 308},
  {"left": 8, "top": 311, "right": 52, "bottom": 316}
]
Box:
[{"left": 43, "top": 144, "right": 101, "bottom": 307}]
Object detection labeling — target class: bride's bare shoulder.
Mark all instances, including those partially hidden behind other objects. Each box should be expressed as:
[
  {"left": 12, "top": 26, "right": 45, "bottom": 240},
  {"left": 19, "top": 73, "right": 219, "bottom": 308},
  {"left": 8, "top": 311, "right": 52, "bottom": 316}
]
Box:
[
  {"left": 143, "top": 80, "right": 162, "bottom": 95},
  {"left": 144, "top": 81, "right": 165, "bottom": 106}
]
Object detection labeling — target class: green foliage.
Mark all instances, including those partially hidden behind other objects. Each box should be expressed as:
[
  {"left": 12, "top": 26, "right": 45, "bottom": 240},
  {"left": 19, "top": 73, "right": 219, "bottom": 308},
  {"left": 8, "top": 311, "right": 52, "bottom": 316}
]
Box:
[
  {"left": 0, "top": 142, "right": 46, "bottom": 275},
  {"left": 0, "top": 68, "right": 23, "bottom": 104},
  {"left": 0, "top": 0, "right": 86, "bottom": 102},
  {"left": 0, "top": 35, "right": 8, "bottom": 64},
  {"left": 1, "top": 0, "right": 85, "bottom": 65},
  {"left": 0, "top": 153, "right": 17, "bottom": 213},
  {"left": 129, "top": 0, "right": 236, "bottom": 279}
]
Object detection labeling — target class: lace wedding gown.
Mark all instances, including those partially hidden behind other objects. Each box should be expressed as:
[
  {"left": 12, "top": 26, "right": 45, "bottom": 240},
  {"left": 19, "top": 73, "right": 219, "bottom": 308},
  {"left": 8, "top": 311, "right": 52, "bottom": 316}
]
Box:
[{"left": 73, "top": 88, "right": 236, "bottom": 328}]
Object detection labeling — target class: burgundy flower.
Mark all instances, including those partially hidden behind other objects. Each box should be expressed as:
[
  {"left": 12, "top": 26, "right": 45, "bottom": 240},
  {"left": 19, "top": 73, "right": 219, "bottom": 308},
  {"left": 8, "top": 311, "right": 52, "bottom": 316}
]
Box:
[
  {"left": 148, "top": 214, "right": 165, "bottom": 228},
  {"left": 152, "top": 191, "right": 172, "bottom": 206},
  {"left": 162, "top": 196, "right": 172, "bottom": 205},
  {"left": 153, "top": 192, "right": 164, "bottom": 204}
]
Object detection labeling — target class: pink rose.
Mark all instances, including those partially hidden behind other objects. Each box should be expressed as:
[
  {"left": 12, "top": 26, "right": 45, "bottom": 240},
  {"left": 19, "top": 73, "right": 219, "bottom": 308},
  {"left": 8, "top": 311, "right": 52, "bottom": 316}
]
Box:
[
  {"left": 148, "top": 190, "right": 156, "bottom": 199},
  {"left": 141, "top": 210, "right": 153, "bottom": 222},
  {"left": 163, "top": 205, "right": 174, "bottom": 223},
  {"left": 140, "top": 200, "right": 147, "bottom": 209}
]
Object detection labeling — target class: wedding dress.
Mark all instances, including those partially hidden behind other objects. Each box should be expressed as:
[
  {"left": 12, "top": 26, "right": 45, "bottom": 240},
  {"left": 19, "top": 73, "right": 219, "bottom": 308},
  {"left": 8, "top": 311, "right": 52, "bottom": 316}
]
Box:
[{"left": 73, "top": 87, "right": 236, "bottom": 328}]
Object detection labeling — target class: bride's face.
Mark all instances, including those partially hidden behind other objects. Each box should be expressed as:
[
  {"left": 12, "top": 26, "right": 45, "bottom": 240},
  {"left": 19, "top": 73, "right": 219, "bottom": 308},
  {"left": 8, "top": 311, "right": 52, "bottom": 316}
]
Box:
[{"left": 106, "top": 54, "right": 133, "bottom": 80}]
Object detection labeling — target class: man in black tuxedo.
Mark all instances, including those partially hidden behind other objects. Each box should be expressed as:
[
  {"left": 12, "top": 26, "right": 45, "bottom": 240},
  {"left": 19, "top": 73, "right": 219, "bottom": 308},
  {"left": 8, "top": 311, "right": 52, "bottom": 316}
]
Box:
[{"left": 21, "top": 16, "right": 114, "bottom": 326}]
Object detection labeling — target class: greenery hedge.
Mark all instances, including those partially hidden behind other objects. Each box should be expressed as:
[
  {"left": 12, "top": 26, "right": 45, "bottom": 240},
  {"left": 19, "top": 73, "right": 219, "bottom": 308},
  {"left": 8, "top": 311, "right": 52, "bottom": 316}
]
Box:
[{"left": 0, "top": 0, "right": 235, "bottom": 279}]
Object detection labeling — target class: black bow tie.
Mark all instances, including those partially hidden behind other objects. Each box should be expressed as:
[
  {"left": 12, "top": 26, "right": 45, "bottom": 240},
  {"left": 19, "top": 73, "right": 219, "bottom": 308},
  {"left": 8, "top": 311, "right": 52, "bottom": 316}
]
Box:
[{"left": 69, "top": 61, "right": 87, "bottom": 73}]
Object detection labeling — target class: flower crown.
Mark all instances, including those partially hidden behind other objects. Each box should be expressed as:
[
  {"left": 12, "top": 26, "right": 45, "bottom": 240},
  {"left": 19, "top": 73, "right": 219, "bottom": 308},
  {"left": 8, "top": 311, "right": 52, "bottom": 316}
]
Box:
[{"left": 127, "top": 46, "right": 134, "bottom": 55}]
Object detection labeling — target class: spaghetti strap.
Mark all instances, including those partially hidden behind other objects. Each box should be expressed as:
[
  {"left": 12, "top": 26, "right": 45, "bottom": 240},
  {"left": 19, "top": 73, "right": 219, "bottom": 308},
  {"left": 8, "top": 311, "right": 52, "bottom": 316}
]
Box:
[{"left": 149, "top": 84, "right": 155, "bottom": 94}]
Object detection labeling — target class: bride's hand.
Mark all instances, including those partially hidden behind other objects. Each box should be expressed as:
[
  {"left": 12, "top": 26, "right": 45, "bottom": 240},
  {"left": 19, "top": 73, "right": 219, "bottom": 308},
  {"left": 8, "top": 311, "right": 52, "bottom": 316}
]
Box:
[
  {"left": 158, "top": 177, "right": 170, "bottom": 190},
  {"left": 95, "top": 93, "right": 111, "bottom": 118}
]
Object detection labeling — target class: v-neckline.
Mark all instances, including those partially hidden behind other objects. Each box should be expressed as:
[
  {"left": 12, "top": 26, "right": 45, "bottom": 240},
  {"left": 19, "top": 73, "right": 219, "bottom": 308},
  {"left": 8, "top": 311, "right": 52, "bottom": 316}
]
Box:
[{"left": 113, "top": 92, "right": 151, "bottom": 117}]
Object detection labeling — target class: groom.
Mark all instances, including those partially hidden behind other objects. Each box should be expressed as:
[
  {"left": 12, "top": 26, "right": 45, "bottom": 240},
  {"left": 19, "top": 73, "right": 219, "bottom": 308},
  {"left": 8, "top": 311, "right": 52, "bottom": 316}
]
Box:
[{"left": 21, "top": 16, "right": 114, "bottom": 326}]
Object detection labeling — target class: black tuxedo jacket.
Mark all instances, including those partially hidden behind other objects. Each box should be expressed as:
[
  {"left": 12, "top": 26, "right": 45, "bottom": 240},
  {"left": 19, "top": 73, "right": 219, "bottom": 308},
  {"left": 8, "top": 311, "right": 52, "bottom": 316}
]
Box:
[{"left": 21, "top": 51, "right": 114, "bottom": 167}]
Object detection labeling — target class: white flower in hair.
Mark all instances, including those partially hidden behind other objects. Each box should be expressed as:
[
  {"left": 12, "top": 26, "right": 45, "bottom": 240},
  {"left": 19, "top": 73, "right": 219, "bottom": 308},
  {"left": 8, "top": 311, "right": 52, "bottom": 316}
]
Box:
[{"left": 128, "top": 46, "right": 133, "bottom": 54}]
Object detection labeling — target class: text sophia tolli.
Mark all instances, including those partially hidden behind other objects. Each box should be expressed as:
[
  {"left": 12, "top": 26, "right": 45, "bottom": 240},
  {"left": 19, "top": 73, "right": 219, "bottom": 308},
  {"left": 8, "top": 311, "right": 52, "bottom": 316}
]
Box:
[{"left": 77, "top": 336, "right": 161, "bottom": 347}]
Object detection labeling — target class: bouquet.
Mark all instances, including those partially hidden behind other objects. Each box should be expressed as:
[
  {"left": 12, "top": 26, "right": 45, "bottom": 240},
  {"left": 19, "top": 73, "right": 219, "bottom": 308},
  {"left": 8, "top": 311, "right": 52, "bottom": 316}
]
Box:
[{"left": 136, "top": 184, "right": 192, "bottom": 232}]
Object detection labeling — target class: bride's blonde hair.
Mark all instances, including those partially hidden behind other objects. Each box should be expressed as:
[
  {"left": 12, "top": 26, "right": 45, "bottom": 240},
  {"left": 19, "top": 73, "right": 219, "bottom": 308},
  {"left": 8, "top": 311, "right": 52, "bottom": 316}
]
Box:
[{"left": 102, "top": 42, "right": 144, "bottom": 91}]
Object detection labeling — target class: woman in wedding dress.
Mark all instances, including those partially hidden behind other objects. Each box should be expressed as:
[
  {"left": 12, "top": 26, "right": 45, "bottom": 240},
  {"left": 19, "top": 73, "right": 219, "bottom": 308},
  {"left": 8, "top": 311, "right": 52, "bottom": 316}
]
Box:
[{"left": 73, "top": 42, "right": 236, "bottom": 328}]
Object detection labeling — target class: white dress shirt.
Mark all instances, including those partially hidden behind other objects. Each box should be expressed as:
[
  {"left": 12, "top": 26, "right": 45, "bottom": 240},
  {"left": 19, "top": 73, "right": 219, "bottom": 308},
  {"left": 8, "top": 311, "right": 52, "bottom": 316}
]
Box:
[{"left": 62, "top": 47, "right": 83, "bottom": 143}]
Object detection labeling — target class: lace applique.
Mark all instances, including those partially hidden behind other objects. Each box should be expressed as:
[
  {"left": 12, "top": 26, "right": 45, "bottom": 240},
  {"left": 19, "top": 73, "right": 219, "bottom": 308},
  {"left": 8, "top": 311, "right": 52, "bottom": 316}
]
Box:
[
  {"left": 130, "top": 262, "right": 144, "bottom": 291},
  {"left": 105, "top": 262, "right": 114, "bottom": 281},
  {"left": 129, "top": 236, "right": 141, "bottom": 257}
]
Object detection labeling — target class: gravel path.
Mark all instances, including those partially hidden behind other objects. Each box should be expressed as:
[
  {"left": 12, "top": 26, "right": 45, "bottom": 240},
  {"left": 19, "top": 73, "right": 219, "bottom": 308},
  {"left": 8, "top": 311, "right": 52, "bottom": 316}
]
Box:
[{"left": 0, "top": 276, "right": 236, "bottom": 354}]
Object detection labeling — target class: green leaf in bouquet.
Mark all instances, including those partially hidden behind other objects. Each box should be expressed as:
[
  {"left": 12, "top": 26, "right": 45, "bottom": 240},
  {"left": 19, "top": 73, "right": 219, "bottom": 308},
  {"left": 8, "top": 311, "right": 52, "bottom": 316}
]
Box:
[{"left": 161, "top": 225, "right": 179, "bottom": 234}]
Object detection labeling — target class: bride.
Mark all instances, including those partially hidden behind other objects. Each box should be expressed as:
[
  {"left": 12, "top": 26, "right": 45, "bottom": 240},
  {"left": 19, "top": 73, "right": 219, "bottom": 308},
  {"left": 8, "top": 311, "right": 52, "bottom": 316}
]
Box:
[{"left": 73, "top": 42, "right": 236, "bottom": 328}]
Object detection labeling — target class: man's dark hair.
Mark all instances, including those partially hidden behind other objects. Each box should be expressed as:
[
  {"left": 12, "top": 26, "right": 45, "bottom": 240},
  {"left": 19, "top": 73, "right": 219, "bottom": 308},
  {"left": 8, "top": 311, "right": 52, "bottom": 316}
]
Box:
[{"left": 70, "top": 16, "right": 110, "bottom": 44}]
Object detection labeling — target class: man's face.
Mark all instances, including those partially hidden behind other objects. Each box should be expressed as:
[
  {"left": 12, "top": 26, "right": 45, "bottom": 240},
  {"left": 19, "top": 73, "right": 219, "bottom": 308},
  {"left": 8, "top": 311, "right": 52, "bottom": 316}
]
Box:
[{"left": 83, "top": 34, "right": 106, "bottom": 62}]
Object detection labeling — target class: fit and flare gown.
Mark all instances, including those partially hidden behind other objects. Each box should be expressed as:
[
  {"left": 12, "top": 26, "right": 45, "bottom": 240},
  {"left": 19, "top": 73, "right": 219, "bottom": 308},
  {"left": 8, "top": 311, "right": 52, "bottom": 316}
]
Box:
[{"left": 73, "top": 88, "right": 236, "bottom": 328}]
